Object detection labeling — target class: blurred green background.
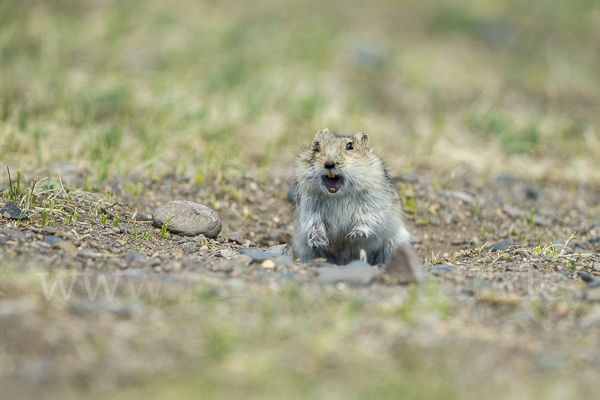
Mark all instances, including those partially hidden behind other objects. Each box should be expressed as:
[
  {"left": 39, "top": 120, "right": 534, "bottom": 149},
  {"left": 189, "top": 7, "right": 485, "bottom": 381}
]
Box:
[{"left": 1, "top": 0, "right": 599, "bottom": 182}]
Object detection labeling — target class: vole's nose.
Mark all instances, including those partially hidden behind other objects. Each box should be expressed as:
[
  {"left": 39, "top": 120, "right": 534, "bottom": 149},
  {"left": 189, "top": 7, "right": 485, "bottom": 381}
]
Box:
[{"left": 324, "top": 162, "right": 336, "bottom": 169}]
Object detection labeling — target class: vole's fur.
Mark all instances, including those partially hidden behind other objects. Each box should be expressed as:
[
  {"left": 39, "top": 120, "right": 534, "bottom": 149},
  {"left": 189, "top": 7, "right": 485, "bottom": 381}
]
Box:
[{"left": 293, "top": 128, "right": 410, "bottom": 265}]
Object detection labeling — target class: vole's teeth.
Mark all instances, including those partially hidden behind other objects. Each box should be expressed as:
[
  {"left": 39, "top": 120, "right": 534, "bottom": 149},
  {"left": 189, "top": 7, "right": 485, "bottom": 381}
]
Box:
[
  {"left": 329, "top": 187, "right": 336, "bottom": 192},
  {"left": 328, "top": 171, "right": 334, "bottom": 178}
]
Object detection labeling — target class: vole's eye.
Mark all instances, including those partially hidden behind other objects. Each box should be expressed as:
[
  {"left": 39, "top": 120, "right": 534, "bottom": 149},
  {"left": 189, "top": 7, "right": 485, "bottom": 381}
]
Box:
[
  {"left": 346, "top": 142, "right": 354, "bottom": 150},
  {"left": 313, "top": 142, "right": 320, "bottom": 152}
]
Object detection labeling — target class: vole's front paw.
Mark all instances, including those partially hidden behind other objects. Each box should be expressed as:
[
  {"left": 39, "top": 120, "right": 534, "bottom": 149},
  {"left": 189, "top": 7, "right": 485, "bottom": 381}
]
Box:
[
  {"left": 347, "top": 229, "right": 368, "bottom": 240},
  {"left": 308, "top": 231, "right": 329, "bottom": 248}
]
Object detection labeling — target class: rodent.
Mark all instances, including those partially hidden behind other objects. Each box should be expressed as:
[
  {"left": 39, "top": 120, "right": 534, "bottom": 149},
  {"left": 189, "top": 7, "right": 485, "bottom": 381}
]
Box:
[{"left": 292, "top": 128, "right": 411, "bottom": 265}]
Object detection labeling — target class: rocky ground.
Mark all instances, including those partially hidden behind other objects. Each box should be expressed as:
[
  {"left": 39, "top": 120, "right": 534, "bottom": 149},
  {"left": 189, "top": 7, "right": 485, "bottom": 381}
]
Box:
[{"left": 2, "top": 167, "right": 600, "bottom": 399}]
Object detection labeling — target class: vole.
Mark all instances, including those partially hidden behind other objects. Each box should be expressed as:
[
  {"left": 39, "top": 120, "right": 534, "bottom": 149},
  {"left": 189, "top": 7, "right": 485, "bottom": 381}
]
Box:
[{"left": 292, "top": 128, "right": 411, "bottom": 265}]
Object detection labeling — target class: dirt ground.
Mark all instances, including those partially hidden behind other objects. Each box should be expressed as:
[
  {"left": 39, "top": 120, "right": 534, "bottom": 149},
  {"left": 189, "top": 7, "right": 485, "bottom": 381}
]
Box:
[{"left": 2, "top": 166, "right": 600, "bottom": 399}]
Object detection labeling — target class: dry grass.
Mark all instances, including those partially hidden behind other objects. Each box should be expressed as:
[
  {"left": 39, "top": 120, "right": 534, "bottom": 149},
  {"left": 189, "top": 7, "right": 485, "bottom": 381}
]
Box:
[{"left": 1, "top": 0, "right": 600, "bottom": 185}]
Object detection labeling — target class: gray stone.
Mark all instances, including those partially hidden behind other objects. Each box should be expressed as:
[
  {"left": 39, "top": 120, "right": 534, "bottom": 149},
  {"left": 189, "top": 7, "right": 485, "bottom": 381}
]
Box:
[
  {"left": 228, "top": 231, "right": 244, "bottom": 245},
  {"left": 266, "top": 244, "right": 295, "bottom": 258},
  {"left": 385, "top": 244, "right": 423, "bottom": 284},
  {"left": 240, "top": 248, "right": 293, "bottom": 265},
  {"left": 593, "top": 263, "right": 600, "bottom": 272},
  {"left": 0, "top": 203, "right": 24, "bottom": 220},
  {"left": 220, "top": 249, "right": 236, "bottom": 258},
  {"left": 125, "top": 250, "right": 146, "bottom": 265},
  {"left": 182, "top": 242, "right": 198, "bottom": 254},
  {"left": 491, "top": 239, "right": 513, "bottom": 252},
  {"left": 152, "top": 200, "right": 221, "bottom": 238},
  {"left": 519, "top": 262, "right": 531, "bottom": 269},
  {"left": 193, "top": 234, "right": 206, "bottom": 243},
  {"left": 580, "top": 273, "right": 596, "bottom": 284},
  {"left": 318, "top": 261, "right": 377, "bottom": 286},
  {"left": 135, "top": 213, "right": 153, "bottom": 222},
  {"left": 240, "top": 248, "right": 276, "bottom": 262},
  {"left": 525, "top": 186, "right": 542, "bottom": 200},
  {"left": 42, "top": 235, "right": 64, "bottom": 246},
  {"left": 430, "top": 265, "right": 453, "bottom": 276}
]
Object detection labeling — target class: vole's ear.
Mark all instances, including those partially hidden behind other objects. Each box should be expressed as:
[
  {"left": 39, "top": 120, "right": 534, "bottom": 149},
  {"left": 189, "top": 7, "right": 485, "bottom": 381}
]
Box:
[
  {"left": 314, "top": 128, "right": 330, "bottom": 140},
  {"left": 354, "top": 132, "right": 370, "bottom": 146}
]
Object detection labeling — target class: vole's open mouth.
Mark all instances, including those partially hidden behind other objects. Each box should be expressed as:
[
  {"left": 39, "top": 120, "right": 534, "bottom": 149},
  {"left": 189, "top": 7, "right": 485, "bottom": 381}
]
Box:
[{"left": 322, "top": 172, "right": 343, "bottom": 193}]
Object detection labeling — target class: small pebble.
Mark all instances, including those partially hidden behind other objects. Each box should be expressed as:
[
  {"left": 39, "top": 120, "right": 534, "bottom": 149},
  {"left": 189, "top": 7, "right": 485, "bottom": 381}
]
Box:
[
  {"left": 491, "top": 239, "right": 513, "bottom": 252},
  {"left": 135, "top": 213, "right": 153, "bottom": 222},
  {"left": 228, "top": 231, "right": 244, "bottom": 245},
  {"left": 220, "top": 249, "right": 236, "bottom": 258},
  {"left": 430, "top": 265, "right": 453, "bottom": 276},
  {"left": 43, "top": 235, "right": 64, "bottom": 246},
  {"left": 182, "top": 242, "right": 198, "bottom": 254},
  {"left": 0, "top": 203, "right": 24, "bottom": 220}
]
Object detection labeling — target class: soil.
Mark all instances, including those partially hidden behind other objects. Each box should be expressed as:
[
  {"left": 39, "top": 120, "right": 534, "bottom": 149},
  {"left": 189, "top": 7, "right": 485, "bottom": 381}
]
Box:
[{"left": 2, "top": 166, "right": 600, "bottom": 399}]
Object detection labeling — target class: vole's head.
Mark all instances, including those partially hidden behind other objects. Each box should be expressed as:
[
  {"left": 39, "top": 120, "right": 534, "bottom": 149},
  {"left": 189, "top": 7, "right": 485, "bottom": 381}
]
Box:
[{"left": 296, "top": 128, "right": 380, "bottom": 196}]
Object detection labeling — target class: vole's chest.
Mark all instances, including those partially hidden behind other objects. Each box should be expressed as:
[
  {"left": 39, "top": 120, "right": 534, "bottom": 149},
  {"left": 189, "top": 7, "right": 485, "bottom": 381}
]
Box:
[{"left": 318, "top": 198, "right": 361, "bottom": 236}]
